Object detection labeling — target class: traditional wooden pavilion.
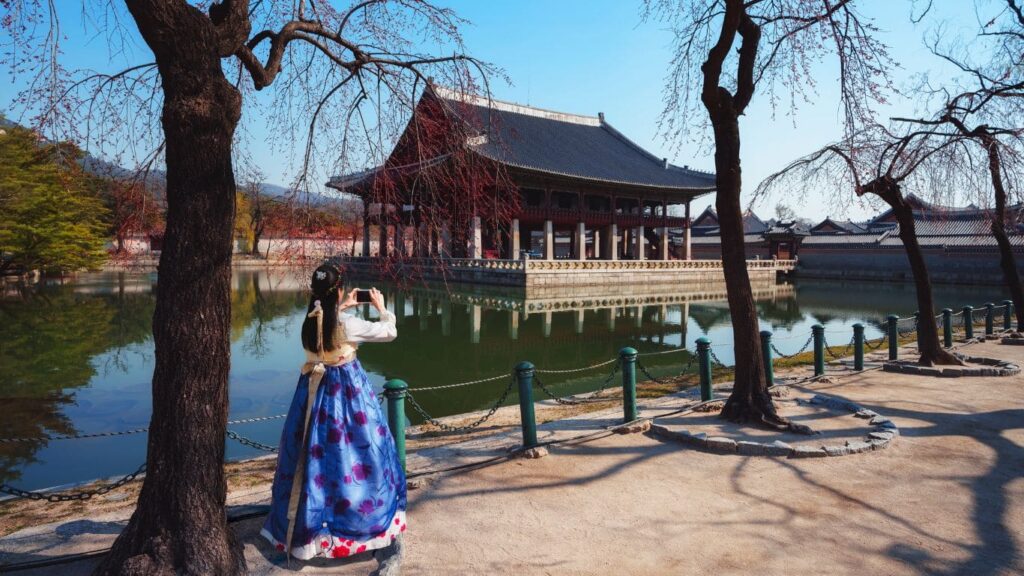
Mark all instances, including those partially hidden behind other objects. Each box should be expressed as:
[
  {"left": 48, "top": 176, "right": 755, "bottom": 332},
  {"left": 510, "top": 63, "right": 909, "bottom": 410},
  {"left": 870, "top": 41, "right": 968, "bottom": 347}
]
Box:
[{"left": 328, "top": 86, "right": 716, "bottom": 262}]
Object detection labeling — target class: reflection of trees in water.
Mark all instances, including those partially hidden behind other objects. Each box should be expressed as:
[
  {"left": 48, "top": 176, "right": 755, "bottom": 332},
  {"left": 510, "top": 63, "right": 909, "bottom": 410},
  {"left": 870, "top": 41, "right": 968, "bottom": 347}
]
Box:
[
  {"left": 231, "top": 271, "right": 307, "bottom": 358},
  {"left": 0, "top": 279, "right": 152, "bottom": 482},
  {"left": 0, "top": 270, "right": 305, "bottom": 483}
]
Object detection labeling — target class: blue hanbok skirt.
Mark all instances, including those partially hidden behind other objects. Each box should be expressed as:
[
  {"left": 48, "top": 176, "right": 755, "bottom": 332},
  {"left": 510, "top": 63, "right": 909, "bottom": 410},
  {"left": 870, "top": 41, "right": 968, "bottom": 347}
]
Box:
[{"left": 262, "top": 359, "right": 407, "bottom": 560}]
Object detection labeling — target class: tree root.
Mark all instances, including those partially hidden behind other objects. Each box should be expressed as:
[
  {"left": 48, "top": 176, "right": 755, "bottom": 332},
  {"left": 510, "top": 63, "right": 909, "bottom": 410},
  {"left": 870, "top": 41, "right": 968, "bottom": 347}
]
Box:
[
  {"left": 720, "top": 389, "right": 818, "bottom": 436},
  {"left": 918, "top": 348, "right": 965, "bottom": 367}
]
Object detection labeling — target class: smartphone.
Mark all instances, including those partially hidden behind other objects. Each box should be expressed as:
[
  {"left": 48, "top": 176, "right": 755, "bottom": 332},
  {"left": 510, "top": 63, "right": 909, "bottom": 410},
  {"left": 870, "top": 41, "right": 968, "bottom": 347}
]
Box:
[{"left": 355, "top": 289, "right": 372, "bottom": 303}]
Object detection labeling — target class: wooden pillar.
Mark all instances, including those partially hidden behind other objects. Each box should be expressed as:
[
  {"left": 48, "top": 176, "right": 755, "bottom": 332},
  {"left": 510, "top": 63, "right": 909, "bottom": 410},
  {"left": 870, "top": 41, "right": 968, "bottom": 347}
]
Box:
[
  {"left": 440, "top": 223, "right": 451, "bottom": 259},
  {"left": 634, "top": 225, "right": 645, "bottom": 261},
  {"left": 661, "top": 226, "right": 669, "bottom": 260},
  {"left": 575, "top": 221, "right": 586, "bottom": 260},
  {"left": 511, "top": 218, "right": 521, "bottom": 259},
  {"left": 685, "top": 200, "right": 692, "bottom": 261},
  {"left": 362, "top": 221, "right": 371, "bottom": 257},
  {"left": 593, "top": 229, "right": 601, "bottom": 259},
  {"left": 605, "top": 224, "right": 617, "bottom": 261},
  {"left": 544, "top": 220, "right": 554, "bottom": 260},
  {"left": 378, "top": 218, "right": 389, "bottom": 257},
  {"left": 469, "top": 215, "right": 482, "bottom": 259}
]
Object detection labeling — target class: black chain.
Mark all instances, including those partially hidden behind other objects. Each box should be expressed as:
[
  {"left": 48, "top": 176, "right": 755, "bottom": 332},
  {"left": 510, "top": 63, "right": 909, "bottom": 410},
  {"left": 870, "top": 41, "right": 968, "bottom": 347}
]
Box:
[
  {"left": 591, "top": 360, "right": 621, "bottom": 397},
  {"left": 709, "top": 349, "right": 729, "bottom": 368},
  {"left": 0, "top": 413, "right": 291, "bottom": 444},
  {"left": 770, "top": 335, "right": 813, "bottom": 359},
  {"left": 405, "top": 377, "right": 516, "bottom": 433},
  {"left": 533, "top": 373, "right": 583, "bottom": 405},
  {"left": 863, "top": 333, "right": 886, "bottom": 351},
  {"left": 636, "top": 357, "right": 677, "bottom": 385},
  {"left": 823, "top": 335, "right": 855, "bottom": 360},
  {"left": 0, "top": 463, "right": 147, "bottom": 502},
  {"left": 225, "top": 430, "right": 279, "bottom": 452},
  {"left": 682, "top": 353, "right": 697, "bottom": 373},
  {"left": 533, "top": 360, "right": 622, "bottom": 405}
]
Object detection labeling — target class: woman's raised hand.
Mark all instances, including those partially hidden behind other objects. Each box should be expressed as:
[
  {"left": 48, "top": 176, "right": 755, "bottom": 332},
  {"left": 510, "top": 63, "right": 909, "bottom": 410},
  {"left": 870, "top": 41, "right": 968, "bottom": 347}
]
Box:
[
  {"left": 339, "top": 288, "right": 359, "bottom": 311},
  {"left": 368, "top": 287, "right": 386, "bottom": 313}
]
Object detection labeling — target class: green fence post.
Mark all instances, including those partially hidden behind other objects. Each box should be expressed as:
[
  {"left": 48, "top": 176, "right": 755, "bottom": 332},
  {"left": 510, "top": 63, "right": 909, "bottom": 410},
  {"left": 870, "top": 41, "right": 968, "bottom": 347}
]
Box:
[
  {"left": 942, "top": 309, "right": 953, "bottom": 347},
  {"left": 515, "top": 361, "right": 538, "bottom": 448},
  {"left": 383, "top": 379, "right": 408, "bottom": 472},
  {"left": 620, "top": 347, "right": 638, "bottom": 423},
  {"left": 853, "top": 323, "right": 865, "bottom": 371},
  {"left": 982, "top": 302, "right": 993, "bottom": 335},
  {"left": 886, "top": 315, "right": 899, "bottom": 360},
  {"left": 812, "top": 324, "right": 825, "bottom": 377},
  {"left": 760, "top": 330, "right": 774, "bottom": 387},
  {"left": 696, "top": 337, "right": 713, "bottom": 401},
  {"left": 962, "top": 306, "right": 974, "bottom": 340},
  {"left": 1004, "top": 300, "right": 1014, "bottom": 331}
]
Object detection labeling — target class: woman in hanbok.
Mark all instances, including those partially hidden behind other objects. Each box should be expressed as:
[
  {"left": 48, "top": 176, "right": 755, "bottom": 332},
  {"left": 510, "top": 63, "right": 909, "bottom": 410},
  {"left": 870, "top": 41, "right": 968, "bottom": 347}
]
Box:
[{"left": 262, "top": 264, "right": 406, "bottom": 572}]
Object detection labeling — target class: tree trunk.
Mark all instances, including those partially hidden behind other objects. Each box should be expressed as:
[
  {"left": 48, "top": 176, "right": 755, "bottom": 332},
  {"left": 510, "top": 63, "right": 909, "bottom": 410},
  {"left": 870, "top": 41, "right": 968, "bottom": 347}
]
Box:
[
  {"left": 698, "top": 1, "right": 809, "bottom": 433},
  {"left": 95, "top": 3, "right": 245, "bottom": 575},
  {"left": 709, "top": 113, "right": 795, "bottom": 429},
  {"left": 883, "top": 192, "right": 961, "bottom": 366},
  {"left": 983, "top": 138, "right": 1024, "bottom": 330},
  {"left": 708, "top": 113, "right": 802, "bottom": 426}
]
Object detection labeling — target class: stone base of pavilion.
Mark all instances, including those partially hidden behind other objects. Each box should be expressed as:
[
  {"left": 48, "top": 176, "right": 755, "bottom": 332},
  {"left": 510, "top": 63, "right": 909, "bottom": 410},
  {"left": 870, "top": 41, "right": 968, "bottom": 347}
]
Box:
[{"left": 341, "top": 256, "right": 796, "bottom": 297}]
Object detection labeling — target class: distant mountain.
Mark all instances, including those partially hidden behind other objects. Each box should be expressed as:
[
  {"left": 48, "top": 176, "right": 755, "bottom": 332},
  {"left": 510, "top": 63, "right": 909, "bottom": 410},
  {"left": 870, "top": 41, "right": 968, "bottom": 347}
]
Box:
[{"left": 2, "top": 117, "right": 357, "bottom": 211}]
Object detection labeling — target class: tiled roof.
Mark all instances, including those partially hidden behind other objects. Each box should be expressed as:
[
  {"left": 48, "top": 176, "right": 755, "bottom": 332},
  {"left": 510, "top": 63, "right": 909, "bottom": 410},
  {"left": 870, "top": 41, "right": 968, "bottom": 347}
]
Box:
[
  {"left": 878, "top": 234, "right": 1024, "bottom": 247},
  {"left": 811, "top": 218, "right": 868, "bottom": 234},
  {"left": 686, "top": 234, "right": 766, "bottom": 245},
  {"left": 434, "top": 87, "right": 716, "bottom": 192},
  {"left": 802, "top": 233, "right": 885, "bottom": 246},
  {"left": 895, "top": 218, "right": 995, "bottom": 236}
]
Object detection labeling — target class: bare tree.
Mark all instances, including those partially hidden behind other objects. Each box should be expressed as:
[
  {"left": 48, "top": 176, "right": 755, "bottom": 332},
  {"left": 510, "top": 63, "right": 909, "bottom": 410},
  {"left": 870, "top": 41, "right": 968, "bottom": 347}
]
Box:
[
  {"left": 758, "top": 123, "right": 969, "bottom": 365},
  {"left": 774, "top": 202, "right": 796, "bottom": 222},
  {"left": 2, "top": 1, "right": 494, "bottom": 574},
  {"left": 893, "top": 0, "right": 1024, "bottom": 328},
  {"left": 644, "top": 0, "right": 892, "bottom": 430}
]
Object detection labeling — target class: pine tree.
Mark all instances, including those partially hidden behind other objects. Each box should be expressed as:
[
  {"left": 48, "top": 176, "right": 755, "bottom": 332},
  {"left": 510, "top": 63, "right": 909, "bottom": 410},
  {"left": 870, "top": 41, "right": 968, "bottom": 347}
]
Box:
[{"left": 0, "top": 126, "right": 109, "bottom": 274}]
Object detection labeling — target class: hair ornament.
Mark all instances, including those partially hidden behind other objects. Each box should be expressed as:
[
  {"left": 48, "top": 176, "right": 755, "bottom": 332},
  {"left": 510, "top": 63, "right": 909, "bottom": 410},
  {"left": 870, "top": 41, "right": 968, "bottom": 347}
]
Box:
[{"left": 315, "top": 270, "right": 328, "bottom": 280}]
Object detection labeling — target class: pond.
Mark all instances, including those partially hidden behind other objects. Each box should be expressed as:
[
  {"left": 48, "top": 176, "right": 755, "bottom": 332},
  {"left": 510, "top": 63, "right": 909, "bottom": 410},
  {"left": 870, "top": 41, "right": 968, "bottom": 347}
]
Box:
[{"left": 0, "top": 269, "right": 1003, "bottom": 490}]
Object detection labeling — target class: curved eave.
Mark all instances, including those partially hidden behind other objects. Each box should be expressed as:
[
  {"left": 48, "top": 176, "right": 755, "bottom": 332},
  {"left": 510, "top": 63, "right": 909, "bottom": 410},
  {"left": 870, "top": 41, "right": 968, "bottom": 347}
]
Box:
[{"left": 487, "top": 155, "right": 716, "bottom": 198}]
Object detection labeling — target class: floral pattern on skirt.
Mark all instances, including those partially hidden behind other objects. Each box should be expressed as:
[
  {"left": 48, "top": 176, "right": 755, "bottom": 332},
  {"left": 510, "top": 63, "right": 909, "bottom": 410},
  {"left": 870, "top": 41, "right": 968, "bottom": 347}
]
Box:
[{"left": 262, "top": 359, "right": 407, "bottom": 560}]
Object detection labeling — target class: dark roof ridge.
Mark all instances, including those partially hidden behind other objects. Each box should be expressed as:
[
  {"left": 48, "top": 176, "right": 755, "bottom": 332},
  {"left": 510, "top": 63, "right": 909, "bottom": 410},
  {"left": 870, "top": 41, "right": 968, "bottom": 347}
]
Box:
[{"left": 431, "top": 85, "right": 601, "bottom": 126}]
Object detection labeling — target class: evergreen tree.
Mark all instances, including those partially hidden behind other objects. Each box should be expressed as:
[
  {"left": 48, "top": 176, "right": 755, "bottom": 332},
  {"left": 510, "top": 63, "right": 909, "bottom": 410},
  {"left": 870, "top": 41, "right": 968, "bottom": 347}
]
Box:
[{"left": 0, "top": 126, "right": 109, "bottom": 274}]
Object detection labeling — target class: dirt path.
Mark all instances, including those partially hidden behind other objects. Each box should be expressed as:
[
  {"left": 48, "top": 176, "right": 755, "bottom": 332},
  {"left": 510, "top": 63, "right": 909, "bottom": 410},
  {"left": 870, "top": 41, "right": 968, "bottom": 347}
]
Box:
[{"left": 5, "top": 340, "right": 1023, "bottom": 575}]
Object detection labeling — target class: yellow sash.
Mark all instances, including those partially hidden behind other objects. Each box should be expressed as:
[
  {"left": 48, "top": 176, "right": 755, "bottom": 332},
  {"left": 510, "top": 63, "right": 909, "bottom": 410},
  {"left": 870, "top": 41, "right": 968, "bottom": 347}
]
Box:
[{"left": 284, "top": 302, "right": 328, "bottom": 561}]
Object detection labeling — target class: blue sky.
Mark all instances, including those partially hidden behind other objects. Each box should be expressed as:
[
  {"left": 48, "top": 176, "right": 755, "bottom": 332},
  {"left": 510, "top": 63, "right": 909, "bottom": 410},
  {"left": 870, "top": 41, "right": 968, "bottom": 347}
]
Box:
[{"left": 0, "top": 1, "right": 985, "bottom": 221}]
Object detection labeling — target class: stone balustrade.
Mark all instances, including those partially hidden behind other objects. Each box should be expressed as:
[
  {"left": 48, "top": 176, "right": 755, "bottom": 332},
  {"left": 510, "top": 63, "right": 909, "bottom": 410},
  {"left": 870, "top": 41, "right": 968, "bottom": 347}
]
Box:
[{"left": 340, "top": 255, "right": 796, "bottom": 294}]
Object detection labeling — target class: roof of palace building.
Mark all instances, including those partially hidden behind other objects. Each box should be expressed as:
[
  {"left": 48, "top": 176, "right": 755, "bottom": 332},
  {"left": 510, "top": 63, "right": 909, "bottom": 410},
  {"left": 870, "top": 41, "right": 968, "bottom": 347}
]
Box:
[
  {"left": 328, "top": 86, "right": 716, "bottom": 195},
  {"left": 802, "top": 198, "right": 1024, "bottom": 247}
]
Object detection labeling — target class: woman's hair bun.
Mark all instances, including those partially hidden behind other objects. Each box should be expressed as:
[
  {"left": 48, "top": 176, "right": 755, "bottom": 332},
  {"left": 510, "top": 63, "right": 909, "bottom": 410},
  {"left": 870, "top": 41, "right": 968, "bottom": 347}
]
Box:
[{"left": 310, "top": 263, "right": 342, "bottom": 298}]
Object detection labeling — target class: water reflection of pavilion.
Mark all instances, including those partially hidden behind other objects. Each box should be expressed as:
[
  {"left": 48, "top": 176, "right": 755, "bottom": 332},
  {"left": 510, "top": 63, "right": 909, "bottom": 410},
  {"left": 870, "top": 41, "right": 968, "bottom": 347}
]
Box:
[{"left": 375, "top": 281, "right": 795, "bottom": 346}]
